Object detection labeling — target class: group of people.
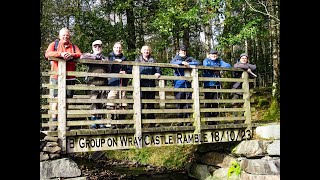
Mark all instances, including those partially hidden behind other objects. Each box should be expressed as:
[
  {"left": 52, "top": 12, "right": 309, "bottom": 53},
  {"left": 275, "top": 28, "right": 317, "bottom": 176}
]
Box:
[{"left": 44, "top": 27, "right": 256, "bottom": 130}]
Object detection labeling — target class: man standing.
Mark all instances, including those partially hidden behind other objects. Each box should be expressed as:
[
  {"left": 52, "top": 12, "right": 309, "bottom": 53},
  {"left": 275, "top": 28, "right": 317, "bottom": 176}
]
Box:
[
  {"left": 202, "top": 49, "right": 231, "bottom": 121},
  {"left": 80, "top": 40, "right": 110, "bottom": 129},
  {"left": 45, "top": 27, "right": 82, "bottom": 131},
  {"left": 170, "top": 45, "right": 200, "bottom": 125}
]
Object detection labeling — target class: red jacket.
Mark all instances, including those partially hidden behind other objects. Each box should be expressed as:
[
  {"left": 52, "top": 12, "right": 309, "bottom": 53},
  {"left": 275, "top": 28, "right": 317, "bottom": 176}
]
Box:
[{"left": 45, "top": 40, "right": 82, "bottom": 79}]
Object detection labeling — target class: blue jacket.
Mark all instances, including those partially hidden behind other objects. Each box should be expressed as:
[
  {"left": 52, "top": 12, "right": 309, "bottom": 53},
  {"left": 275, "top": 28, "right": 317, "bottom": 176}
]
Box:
[
  {"left": 108, "top": 52, "right": 132, "bottom": 86},
  {"left": 170, "top": 54, "right": 200, "bottom": 88},
  {"left": 202, "top": 58, "right": 231, "bottom": 87},
  {"left": 135, "top": 55, "right": 161, "bottom": 87}
]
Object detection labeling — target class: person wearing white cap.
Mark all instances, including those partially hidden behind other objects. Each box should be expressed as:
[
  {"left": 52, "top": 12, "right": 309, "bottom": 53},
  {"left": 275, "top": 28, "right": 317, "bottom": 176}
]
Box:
[
  {"left": 81, "top": 40, "right": 110, "bottom": 129},
  {"left": 232, "top": 53, "right": 257, "bottom": 123}
]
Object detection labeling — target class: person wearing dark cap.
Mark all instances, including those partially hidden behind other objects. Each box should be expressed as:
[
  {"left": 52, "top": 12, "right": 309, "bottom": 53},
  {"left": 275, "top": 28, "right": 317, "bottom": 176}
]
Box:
[
  {"left": 232, "top": 53, "right": 256, "bottom": 122},
  {"left": 170, "top": 45, "right": 200, "bottom": 125},
  {"left": 202, "top": 49, "right": 231, "bottom": 122},
  {"left": 80, "top": 40, "right": 110, "bottom": 129}
]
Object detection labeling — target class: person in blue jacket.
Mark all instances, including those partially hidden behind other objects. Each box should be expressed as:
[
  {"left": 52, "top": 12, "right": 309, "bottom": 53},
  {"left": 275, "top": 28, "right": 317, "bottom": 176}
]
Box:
[
  {"left": 202, "top": 49, "right": 231, "bottom": 120},
  {"left": 135, "top": 45, "right": 161, "bottom": 124},
  {"left": 170, "top": 45, "right": 200, "bottom": 124}
]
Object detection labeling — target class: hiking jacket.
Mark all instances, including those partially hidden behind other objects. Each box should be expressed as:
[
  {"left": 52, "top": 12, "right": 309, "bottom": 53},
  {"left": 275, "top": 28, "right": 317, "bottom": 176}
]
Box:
[
  {"left": 135, "top": 54, "right": 161, "bottom": 87},
  {"left": 80, "top": 53, "right": 110, "bottom": 86},
  {"left": 232, "top": 61, "right": 257, "bottom": 89},
  {"left": 45, "top": 40, "right": 81, "bottom": 80},
  {"left": 170, "top": 54, "right": 200, "bottom": 88},
  {"left": 202, "top": 58, "right": 231, "bottom": 87},
  {"left": 108, "top": 52, "right": 132, "bottom": 86}
]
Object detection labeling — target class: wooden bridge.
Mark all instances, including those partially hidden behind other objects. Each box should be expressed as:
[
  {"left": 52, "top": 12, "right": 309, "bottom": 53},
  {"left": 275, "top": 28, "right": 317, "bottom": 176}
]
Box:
[{"left": 41, "top": 57, "right": 259, "bottom": 154}]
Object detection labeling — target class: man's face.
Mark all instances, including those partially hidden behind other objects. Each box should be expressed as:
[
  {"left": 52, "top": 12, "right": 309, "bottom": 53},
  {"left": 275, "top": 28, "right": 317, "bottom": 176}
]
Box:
[
  {"left": 179, "top": 50, "right": 186, "bottom": 57},
  {"left": 209, "top": 53, "right": 218, "bottom": 60},
  {"left": 92, "top": 44, "right": 102, "bottom": 54},
  {"left": 59, "top": 30, "right": 70, "bottom": 44},
  {"left": 240, "top": 56, "right": 248, "bottom": 63},
  {"left": 141, "top": 46, "right": 150, "bottom": 57},
  {"left": 113, "top": 43, "right": 122, "bottom": 55}
]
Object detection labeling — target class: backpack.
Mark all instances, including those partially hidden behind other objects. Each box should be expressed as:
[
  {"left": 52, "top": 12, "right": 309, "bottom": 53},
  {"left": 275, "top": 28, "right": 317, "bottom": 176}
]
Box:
[{"left": 53, "top": 39, "right": 76, "bottom": 52}]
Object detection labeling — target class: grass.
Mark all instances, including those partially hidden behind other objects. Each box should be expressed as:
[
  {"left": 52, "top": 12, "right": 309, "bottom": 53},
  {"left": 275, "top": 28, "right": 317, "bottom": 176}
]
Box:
[{"left": 105, "top": 145, "right": 197, "bottom": 169}]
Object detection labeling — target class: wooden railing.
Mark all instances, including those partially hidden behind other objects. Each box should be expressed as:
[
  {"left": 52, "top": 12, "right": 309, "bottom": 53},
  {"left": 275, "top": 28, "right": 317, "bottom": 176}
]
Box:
[{"left": 41, "top": 57, "right": 255, "bottom": 153}]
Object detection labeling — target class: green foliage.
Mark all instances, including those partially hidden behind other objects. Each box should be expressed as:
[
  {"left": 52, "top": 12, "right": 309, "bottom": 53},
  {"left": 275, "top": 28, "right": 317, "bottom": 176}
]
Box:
[
  {"left": 227, "top": 160, "right": 241, "bottom": 178},
  {"left": 105, "top": 145, "right": 196, "bottom": 169},
  {"left": 262, "top": 98, "right": 280, "bottom": 122},
  {"left": 132, "top": 148, "right": 151, "bottom": 165}
]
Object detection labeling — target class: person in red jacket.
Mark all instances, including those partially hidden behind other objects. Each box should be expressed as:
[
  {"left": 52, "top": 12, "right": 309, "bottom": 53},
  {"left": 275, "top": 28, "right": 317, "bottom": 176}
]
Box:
[{"left": 45, "top": 27, "right": 82, "bottom": 130}]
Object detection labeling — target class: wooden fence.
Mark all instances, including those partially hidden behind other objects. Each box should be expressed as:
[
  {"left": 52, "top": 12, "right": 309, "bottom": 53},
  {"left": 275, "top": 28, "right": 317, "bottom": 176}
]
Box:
[{"left": 41, "top": 57, "right": 255, "bottom": 153}]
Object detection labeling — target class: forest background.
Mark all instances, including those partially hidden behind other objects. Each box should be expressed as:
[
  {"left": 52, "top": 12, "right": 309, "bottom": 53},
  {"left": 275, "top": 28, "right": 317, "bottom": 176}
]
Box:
[{"left": 40, "top": 0, "right": 280, "bottom": 121}]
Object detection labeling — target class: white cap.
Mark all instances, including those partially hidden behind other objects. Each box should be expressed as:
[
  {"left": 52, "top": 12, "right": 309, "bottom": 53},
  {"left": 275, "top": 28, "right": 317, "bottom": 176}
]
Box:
[{"left": 92, "top": 40, "right": 102, "bottom": 46}]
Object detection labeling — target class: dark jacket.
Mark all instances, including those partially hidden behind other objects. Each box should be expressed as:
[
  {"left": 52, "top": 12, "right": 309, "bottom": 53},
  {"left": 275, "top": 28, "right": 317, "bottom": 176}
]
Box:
[
  {"left": 202, "top": 58, "right": 231, "bottom": 87},
  {"left": 135, "top": 55, "right": 161, "bottom": 87},
  {"left": 108, "top": 52, "right": 132, "bottom": 86},
  {"left": 232, "top": 61, "right": 257, "bottom": 90},
  {"left": 81, "top": 53, "right": 110, "bottom": 86},
  {"left": 170, "top": 54, "right": 200, "bottom": 88}
]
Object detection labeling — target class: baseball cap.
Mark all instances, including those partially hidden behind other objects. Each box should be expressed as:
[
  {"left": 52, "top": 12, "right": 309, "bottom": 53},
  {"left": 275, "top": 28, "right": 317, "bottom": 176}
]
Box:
[
  {"left": 209, "top": 49, "right": 218, "bottom": 54},
  {"left": 179, "top": 45, "right": 187, "bottom": 51},
  {"left": 92, "top": 40, "right": 103, "bottom": 46}
]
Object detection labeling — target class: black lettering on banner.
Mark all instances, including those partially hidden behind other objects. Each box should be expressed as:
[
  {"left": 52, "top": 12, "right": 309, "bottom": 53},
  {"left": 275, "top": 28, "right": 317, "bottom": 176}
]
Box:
[
  {"left": 241, "top": 130, "right": 245, "bottom": 140},
  {"left": 203, "top": 133, "right": 208, "bottom": 142},
  {"left": 101, "top": 139, "right": 106, "bottom": 147},
  {"left": 177, "top": 133, "right": 182, "bottom": 143},
  {"left": 235, "top": 130, "right": 241, "bottom": 141},
  {"left": 168, "top": 135, "right": 173, "bottom": 144},
  {"left": 214, "top": 131, "right": 220, "bottom": 142},
  {"left": 150, "top": 136, "right": 155, "bottom": 144},
  {"left": 160, "top": 135, "right": 168, "bottom": 144},
  {"left": 230, "top": 130, "right": 235, "bottom": 141},
  {"left": 69, "top": 138, "right": 74, "bottom": 148},
  {"left": 90, "top": 139, "right": 95, "bottom": 147},
  {"left": 128, "top": 137, "right": 133, "bottom": 145},
  {"left": 220, "top": 131, "right": 224, "bottom": 141},
  {"left": 79, "top": 138, "right": 85, "bottom": 148},
  {"left": 120, "top": 136, "right": 128, "bottom": 146},
  {"left": 155, "top": 135, "right": 160, "bottom": 145},
  {"left": 194, "top": 134, "right": 199, "bottom": 143},
  {"left": 144, "top": 135, "right": 150, "bottom": 145},
  {"left": 107, "top": 138, "right": 113, "bottom": 147},
  {"left": 187, "top": 134, "right": 193, "bottom": 143},
  {"left": 246, "top": 130, "right": 252, "bottom": 140}
]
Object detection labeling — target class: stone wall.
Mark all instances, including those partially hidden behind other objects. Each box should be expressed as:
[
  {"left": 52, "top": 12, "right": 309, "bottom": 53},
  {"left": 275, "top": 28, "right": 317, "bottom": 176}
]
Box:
[
  {"left": 186, "top": 123, "right": 280, "bottom": 180},
  {"left": 40, "top": 133, "right": 85, "bottom": 180}
]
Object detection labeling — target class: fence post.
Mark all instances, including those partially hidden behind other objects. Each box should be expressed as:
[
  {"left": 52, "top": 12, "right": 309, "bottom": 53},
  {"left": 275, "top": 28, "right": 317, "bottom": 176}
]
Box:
[
  {"left": 57, "top": 59, "right": 67, "bottom": 154},
  {"left": 159, "top": 79, "right": 165, "bottom": 109},
  {"left": 132, "top": 65, "right": 142, "bottom": 148},
  {"left": 192, "top": 68, "right": 201, "bottom": 135},
  {"left": 241, "top": 72, "right": 252, "bottom": 129}
]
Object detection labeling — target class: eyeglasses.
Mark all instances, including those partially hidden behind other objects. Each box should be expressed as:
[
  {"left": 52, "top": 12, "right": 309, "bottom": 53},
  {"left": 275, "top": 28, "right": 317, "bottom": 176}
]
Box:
[{"left": 93, "top": 44, "right": 102, "bottom": 48}]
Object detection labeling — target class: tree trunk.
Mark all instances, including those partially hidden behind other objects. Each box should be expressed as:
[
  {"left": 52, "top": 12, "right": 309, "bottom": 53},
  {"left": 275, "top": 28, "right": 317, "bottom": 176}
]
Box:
[{"left": 271, "top": 0, "right": 280, "bottom": 104}]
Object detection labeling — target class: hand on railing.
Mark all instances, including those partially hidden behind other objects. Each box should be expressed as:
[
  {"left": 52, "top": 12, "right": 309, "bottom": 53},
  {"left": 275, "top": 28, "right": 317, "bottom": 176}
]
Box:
[
  {"left": 114, "top": 58, "right": 122, "bottom": 62},
  {"left": 154, "top": 73, "right": 161, "bottom": 79},
  {"left": 247, "top": 68, "right": 257, "bottom": 77},
  {"left": 60, "top": 52, "right": 73, "bottom": 60}
]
